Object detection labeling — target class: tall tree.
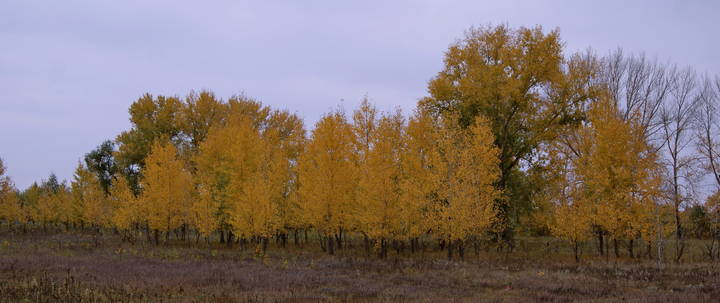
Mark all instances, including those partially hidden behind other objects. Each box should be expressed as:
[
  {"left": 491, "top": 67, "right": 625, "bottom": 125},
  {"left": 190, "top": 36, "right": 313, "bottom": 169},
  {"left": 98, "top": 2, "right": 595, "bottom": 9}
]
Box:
[
  {"left": 109, "top": 175, "right": 139, "bottom": 234},
  {"left": 297, "top": 111, "right": 357, "bottom": 254},
  {"left": 574, "top": 98, "right": 662, "bottom": 258},
  {"left": 356, "top": 109, "right": 405, "bottom": 258},
  {"left": 399, "top": 110, "right": 440, "bottom": 252},
  {"left": 141, "top": 139, "right": 193, "bottom": 244},
  {"left": 432, "top": 115, "right": 501, "bottom": 260},
  {"left": 660, "top": 67, "right": 700, "bottom": 262},
  {"left": 194, "top": 114, "right": 262, "bottom": 243},
  {"left": 265, "top": 110, "right": 306, "bottom": 242},
  {"left": 419, "top": 25, "right": 599, "bottom": 244},
  {"left": 71, "top": 162, "right": 110, "bottom": 229}
]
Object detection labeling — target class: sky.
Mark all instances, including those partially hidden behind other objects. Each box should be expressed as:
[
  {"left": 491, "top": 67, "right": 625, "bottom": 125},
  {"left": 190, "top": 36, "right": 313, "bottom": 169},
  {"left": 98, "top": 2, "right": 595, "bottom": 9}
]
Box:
[{"left": 1, "top": 0, "right": 718, "bottom": 189}]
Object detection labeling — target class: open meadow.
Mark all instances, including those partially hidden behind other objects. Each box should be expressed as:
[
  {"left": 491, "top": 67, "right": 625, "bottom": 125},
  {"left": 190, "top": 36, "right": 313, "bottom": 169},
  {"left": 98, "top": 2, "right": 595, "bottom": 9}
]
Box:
[{"left": 1, "top": 230, "right": 719, "bottom": 302}]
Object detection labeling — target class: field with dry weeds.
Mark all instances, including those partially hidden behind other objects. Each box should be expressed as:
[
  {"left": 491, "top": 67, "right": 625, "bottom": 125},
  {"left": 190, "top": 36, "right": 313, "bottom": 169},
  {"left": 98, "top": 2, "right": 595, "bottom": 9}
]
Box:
[{"left": 1, "top": 231, "right": 719, "bottom": 302}]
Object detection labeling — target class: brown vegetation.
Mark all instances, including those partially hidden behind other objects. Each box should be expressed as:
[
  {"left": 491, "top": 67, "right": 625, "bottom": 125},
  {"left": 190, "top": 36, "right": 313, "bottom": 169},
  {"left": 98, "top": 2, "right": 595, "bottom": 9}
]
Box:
[{"left": 1, "top": 231, "right": 719, "bottom": 302}]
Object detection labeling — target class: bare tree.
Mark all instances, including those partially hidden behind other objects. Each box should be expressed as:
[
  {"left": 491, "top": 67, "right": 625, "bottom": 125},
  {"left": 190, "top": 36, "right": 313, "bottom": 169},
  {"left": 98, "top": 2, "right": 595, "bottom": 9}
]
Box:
[
  {"left": 695, "top": 76, "right": 720, "bottom": 189},
  {"left": 600, "top": 49, "right": 673, "bottom": 263},
  {"left": 660, "top": 67, "right": 700, "bottom": 263},
  {"left": 602, "top": 49, "right": 672, "bottom": 146}
]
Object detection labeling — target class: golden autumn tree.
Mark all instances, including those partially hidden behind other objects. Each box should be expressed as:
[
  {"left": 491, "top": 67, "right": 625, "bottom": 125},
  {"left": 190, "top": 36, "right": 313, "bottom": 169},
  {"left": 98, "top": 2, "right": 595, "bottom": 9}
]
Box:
[
  {"left": 352, "top": 99, "right": 379, "bottom": 252},
  {"left": 0, "top": 158, "right": 22, "bottom": 231},
  {"left": 419, "top": 25, "right": 600, "bottom": 243},
  {"left": 229, "top": 129, "right": 293, "bottom": 254},
  {"left": 226, "top": 124, "right": 277, "bottom": 248},
  {"left": 53, "top": 186, "right": 74, "bottom": 231},
  {"left": 574, "top": 98, "right": 662, "bottom": 258},
  {"left": 297, "top": 111, "right": 357, "bottom": 255},
  {"left": 72, "top": 162, "right": 111, "bottom": 230},
  {"left": 541, "top": 144, "right": 593, "bottom": 262},
  {"left": 35, "top": 190, "right": 58, "bottom": 232},
  {"left": 356, "top": 110, "right": 405, "bottom": 258},
  {"left": 264, "top": 110, "right": 306, "bottom": 246},
  {"left": 110, "top": 175, "right": 139, "bottom": 239},
  {"left": 433, "top": 115, "right": 501, "bottom": 260},
  {"left": 192, "top": 98, "right": 279, "bottom": 245},
  {"left": 141, "top": 139, "right": 193, "bottom": 244},
  {"left": 399, "top": 110, "right": 440, "bottom": 253},
  {"left": 194, "top": 114, "right": 261, "bottom": 245}
]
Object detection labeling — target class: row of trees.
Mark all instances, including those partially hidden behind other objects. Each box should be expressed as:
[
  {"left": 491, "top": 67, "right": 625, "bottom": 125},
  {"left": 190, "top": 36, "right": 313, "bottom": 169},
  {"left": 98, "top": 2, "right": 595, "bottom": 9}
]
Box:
[{"left": 2, "top": 25, "right": 720, "bottom": 262}]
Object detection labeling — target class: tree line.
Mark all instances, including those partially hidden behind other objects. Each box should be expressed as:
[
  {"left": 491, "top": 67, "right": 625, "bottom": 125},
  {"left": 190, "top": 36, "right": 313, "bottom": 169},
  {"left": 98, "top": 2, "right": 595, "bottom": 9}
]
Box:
[{"left": 1, "top": 25, "right": 720, "bottom": 262}]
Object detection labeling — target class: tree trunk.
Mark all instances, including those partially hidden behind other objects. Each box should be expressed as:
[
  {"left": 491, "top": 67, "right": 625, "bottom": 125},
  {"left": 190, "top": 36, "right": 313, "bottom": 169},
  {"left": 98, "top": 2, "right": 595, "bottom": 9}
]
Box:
[
  {"left": 675, "top": 209, "right": 685, "bottom": 263},
  {"left": 447, "top": 239, "right": 454, "bottom": 260},
  {"left": 574, "top": 240, "right": 580, "bottom": 262},
  {"left": 262, "top": 237, "right": 269, "bottom": 255},
  {"left": 458, "top": 240, "right": 465, "bottom": 261},
  {"left": 335, "top": 229, "right": 343, "bottom": 250},
  {"left": 327, "top": 235, "right": 335, "bottom": 255},
  {"left": 613, "top": 238, "right": 619, "bottom": 258},
  {"left": 227, "top": 230, "right": 234, "bottom": 248}
]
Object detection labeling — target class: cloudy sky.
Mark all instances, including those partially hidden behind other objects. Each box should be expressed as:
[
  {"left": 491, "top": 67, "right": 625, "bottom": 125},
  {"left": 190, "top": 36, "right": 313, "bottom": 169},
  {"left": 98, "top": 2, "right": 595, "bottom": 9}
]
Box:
[{"left": 1, "top": 0, "right": 718, "bottom": 189}]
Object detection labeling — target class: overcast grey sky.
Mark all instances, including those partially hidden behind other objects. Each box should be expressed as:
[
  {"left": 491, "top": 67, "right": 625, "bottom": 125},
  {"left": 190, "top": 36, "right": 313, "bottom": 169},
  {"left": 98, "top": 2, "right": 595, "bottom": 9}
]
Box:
[{"left": 1, "top": 0, "right": 718, "bottom": 189}]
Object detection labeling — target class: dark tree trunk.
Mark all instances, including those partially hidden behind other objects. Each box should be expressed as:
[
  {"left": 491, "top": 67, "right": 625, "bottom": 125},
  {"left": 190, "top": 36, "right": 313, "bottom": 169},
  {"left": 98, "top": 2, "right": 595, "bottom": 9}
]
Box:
[
  {"left": 574, "top": 240, "right": 580, "bottom": 262},
  {"left": 226, "top": 230, "right": 234, "bottom": 248},
  {"left": 335, "top": 229, "right": 343, "bottom": 250},
  {"left": 458, "top": 240, "right": 465, "bottom": 261},
  {"left": 613, "top": 238, "right": 619, "bottom": 258},
  {"left": 327, "top": 235, "right": 335, "bottom": 255}
]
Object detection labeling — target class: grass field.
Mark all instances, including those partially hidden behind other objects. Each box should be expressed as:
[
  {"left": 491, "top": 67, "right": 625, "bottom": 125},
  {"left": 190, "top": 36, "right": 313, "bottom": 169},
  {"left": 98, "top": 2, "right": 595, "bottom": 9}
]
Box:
[{"left": 1, "top": 231, "right": 719, "bottom": 302}]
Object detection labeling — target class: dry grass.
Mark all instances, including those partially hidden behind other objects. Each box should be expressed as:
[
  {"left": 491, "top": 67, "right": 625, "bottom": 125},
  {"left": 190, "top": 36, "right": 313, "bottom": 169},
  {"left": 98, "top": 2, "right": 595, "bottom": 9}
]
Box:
[{"left": 0, "top": 231, "right": 719, "bottom": 302}]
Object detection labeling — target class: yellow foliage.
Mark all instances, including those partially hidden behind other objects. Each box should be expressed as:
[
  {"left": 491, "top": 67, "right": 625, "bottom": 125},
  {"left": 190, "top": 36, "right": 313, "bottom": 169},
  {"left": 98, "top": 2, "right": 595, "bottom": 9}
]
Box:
[
  {"left": 356, "top": 108, "right": 405, "bottom": 242},
  {"left": 110, "top": 175, "right": 138, "bottom": 231},
  {"left": 399, "top": 110, "right": 440, "bottom": 240},
  {"left": 297, "top": 111, "right": 358, "bottom": 236},
  {"left": 433, "top": 115, "right": 501, "bottom": 242},
  {"left": 72, "top": 162, "right": 111, "bottom": 227},
  {"left": 0, "top": 160, "right": 22, "bottom": 225},
  {"left": 575, "top": 98, "right": 662, "bottom": 240},
  {"left": 141, "top": 140, "right": 193, "bottom": 234}
]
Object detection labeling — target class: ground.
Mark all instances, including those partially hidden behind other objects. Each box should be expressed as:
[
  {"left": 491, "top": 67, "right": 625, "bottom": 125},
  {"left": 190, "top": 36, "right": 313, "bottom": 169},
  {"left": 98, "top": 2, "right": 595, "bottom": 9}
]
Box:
[{"left": 0, "top": 231, "right": 718, "bottom": 302}]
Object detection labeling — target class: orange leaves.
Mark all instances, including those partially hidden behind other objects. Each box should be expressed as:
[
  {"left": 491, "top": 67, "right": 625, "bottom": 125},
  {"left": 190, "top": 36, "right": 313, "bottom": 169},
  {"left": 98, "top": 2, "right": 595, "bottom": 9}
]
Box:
[
  {"left": 297, "top": 111, "right": 357, "bottom": 236},
  {"left": 549, "top": 97, "right": 663, "bottom": 243},
  {"left": 141, "top": 140, "right": 193, "bottom": 233}
]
